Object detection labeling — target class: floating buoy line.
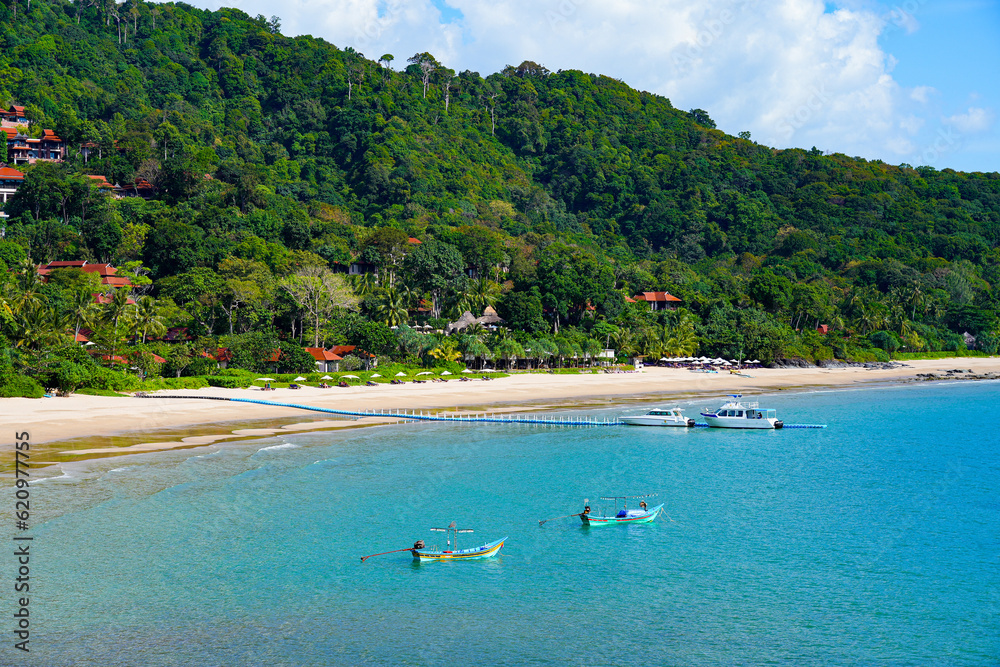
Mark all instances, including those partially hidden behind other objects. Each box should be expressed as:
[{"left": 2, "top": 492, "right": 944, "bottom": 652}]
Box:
[{"left": 135, "top": 394, "right": 826, "bottom": 429}]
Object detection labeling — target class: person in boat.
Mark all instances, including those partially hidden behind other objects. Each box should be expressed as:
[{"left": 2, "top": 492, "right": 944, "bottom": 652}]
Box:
[
  {"left": 583, "top": 505, "right": 591, "bottom": 515},
  {"left": 640, "top": 501, "right": 648, "bottom": 512}
]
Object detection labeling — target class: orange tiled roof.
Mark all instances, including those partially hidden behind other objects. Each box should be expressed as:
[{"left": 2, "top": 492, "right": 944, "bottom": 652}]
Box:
[
  {"left": 632, "top": 291, "right": 681, "bottom": 302},
  {"left": 86, "top": 175, "right": 113, "bottom": 188},
  {"left": 305, "top": 347, "right": 344, "bottom": 362},
  {"left": 46, "top": 260, "right": 88, "bottom": 268},
  {"left": 101, "top": 276, "right": 132, "bottom": 287},
  {"left": 80, "top": 263, "right": 118, "bottom": 276},
  {"left": 0, "top": 166, "right": 24, "bottom": 180}
]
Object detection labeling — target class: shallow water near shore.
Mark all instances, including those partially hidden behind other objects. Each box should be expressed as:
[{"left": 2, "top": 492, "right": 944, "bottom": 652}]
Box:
[{"left": 9, "top": 382, "right": 1000, "bottom": 665}]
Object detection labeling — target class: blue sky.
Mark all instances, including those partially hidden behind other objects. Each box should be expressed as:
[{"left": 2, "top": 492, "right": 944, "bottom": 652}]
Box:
[{"left": 193, "top": 0, "right": 999, "bottom": 173}]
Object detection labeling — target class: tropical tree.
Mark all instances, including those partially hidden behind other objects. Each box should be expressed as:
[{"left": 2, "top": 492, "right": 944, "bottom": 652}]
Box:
[
  {"left": 280, "top": 267, "right": 359, "bottom": 347},
  {"left": 459, "top": 334, "right": 492, "bottom": 369},
  {"left": 370, "top": 287, "right": 408, "bottom": 327},
  {"left": 493, "top": 336, "right": 525, "bottom": 370},
  {"left": 131, "top": 296, "right": 167, "bottom": 344},
  {"left": 661, "top": 310, "right": 698, "bottom": 356},
  {"left": 428, "top": 337, "right": 462, "bottom": 364}
]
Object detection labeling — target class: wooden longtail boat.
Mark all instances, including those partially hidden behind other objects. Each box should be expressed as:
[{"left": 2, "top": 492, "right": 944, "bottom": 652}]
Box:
[
  {"left": 581, "top": 495, "right": 663, "bottom": 526},
  {"left": 411, "top": 522, "right": 506, "bottom": 562}
]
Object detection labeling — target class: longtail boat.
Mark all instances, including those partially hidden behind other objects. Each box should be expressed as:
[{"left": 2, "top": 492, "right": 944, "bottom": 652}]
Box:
[
  {"left": 411, "top": 522, "right": 506, "bottom": 562},
  {"left": 581, "top": 494, "right": 663, "bottom": 526}
]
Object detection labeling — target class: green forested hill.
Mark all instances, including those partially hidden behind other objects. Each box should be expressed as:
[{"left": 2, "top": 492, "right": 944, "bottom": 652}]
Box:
[{"left": 1, "top": 0, "right": 998, "bottom": 391}]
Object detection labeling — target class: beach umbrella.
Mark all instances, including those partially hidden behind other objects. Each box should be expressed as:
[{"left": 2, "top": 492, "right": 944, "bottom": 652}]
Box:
[
  {"left": 461, "top": 369, "right": 474, "bottom": 373},
  {"left": 659, "top": 357, "right": 669, "bottom": 362},
  {"left": 729, "top": 359, "right": 738, "bottom": 363},
  {"left": 320, "top": 375, "right": 332, "bottom": 380},
  {"left": 417, "top": 371, "right": 434, "bottom": 375},
  {"left": 692, "top": 360, "right": 702, "bottom": 364},
  {"left": 293, "top": 376, "right": 306, "bottom": 382},
  {"left": 342, "top": 374, "right": 360, "bottom": 379},
  {"left": 751, "top": 359, "right": 760, "bottom": 364},
  {"left": 371, "top": 373, "right": 382, "bottom": 378},
  {"left": 440, "top": 371, "right": 452, "bottom": 375},
  {"left": 257, "top": 377, "right": 276, "bottom": 382},
  {"left": 395, "top": 372, "right": 407, "bottom": 376}
]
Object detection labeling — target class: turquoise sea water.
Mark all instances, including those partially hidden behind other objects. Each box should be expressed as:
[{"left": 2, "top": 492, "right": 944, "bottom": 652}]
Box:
[{"left": 8, "top": 381, "right": 1000, "bottom": 666}]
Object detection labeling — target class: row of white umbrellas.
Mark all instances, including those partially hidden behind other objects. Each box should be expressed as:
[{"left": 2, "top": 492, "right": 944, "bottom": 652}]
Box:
[
  {"left": 658, "top": 357, "right": 761, "bottom": 364},
  {"left": 257, "top": 368, "right": 500, "bottom": 384}
]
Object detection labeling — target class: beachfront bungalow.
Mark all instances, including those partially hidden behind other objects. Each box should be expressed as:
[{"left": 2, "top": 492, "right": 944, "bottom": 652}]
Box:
[
  {"left": 0, "top": 166, "right": 23, "bottom": 218},
  {"left": 305, "top": 347, "right": 343, "bottom": 373},
  {"left": 198, "top": 348, "right": 232, "bottom": 369},
  {"left": 329, "top": 344, "right": 377, "bottom": 369},
  {"left": 631, "top": 292, "right": 681, "bottom": 311}
]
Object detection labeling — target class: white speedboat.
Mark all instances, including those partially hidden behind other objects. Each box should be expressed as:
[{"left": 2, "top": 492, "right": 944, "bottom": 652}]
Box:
[
  {"left": 701, "top": 395, "right": 783, "bottom": 429},
  {"left": 621, "top": 407, "right": 695, "bottom": 427}
]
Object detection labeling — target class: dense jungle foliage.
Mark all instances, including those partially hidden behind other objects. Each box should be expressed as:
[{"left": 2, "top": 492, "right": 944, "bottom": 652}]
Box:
[{"left": 1, "top": 0, "right": 998, "bottom": 393}]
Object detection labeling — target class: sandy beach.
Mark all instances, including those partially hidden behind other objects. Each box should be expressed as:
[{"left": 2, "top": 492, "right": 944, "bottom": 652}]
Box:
[{"left": 3, "top": 357, "right": 998, "bottom": 461}]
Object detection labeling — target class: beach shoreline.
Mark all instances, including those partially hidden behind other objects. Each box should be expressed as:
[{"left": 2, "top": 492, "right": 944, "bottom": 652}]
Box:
[{"left": 3, "top": 358, "right": 999, "bottom": 469}]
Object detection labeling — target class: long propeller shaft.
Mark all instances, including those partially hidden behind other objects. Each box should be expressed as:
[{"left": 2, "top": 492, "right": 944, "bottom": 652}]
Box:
[{"left": 360, "top": 547, "right": 413, "bottom": 562}]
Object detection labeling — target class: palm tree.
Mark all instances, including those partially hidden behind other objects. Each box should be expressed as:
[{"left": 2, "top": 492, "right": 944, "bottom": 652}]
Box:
[
  {"left": 371, "top": 287, "right": 408, "bottom": 326},
  {"left": 907, "top": 283, "right": 927, "bottom": 321},
  {"left": 468, "top": 277, "right": 502, "bottom": 313},
  {"left": 132, "top": 296, "right": 166, "bottom": 344},
  {"left": 661, "top": 312, "right": 698, "bottom": 356},
  {"left": 493, "top": 336, "right": 525, "bottom": 370},
  {"left": 351, "top": 272, "right": 380, "bottom": 297},
  {"left": 101, "top": 288, "right": 135, "bottom": 366},
  {"left": 610, "top": 328, "right": 635, "bottom": 358},
  {"left": 582, "top": 338, "right": 602, "bottom": 367},
  {"left": 461, "top": 335, "right": 493, "bottom": 370},
  {"left": 68, "top": 290, "right": 98, "bottom": 344},
  {"left": 428, "top": 338, "right": 462, "bottom": 364}
]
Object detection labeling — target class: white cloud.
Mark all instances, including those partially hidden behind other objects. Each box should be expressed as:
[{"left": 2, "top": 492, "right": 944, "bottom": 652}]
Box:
[
  {"left": 899, "top": 115, "right": 923, "bottom": 134},
  {"left": 943, "top": 106, "right": 995, "bottom": 134},
  {"left": 180, "top": 0, "right": 987, "bottom": 167}
]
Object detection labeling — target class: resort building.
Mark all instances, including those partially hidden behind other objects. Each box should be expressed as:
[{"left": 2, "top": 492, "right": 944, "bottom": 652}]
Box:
[
  {"left": 631, "top": 291, "right": 682, "bottom": 311},
  {"left": 0, "top": 105, "right": 29, "bottom": 128},
  {"left": 305, "top": 347, "right": 344, "bottom": 373},
  {"left": 0, "top": 166, "right": 24, "bottom": 218},
  {"left": 37, "top": 260, "right": 134, "bottom": 290},
  {"left": 113, "top": 178, "right": 157, "bottom": 199},
  {"left": 4, "top": 128, "right": 66, "bottom": 164}
]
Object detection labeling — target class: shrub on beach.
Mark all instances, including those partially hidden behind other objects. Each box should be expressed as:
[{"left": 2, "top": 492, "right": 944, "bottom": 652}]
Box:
[
  {"left": 83, "top": 367, "right": 143, "bottom": 392},
  {"left": 0, "top": 373, "right": 45, "bottom": 398},
  {"left": 206, "top": 375, "right": 255, "bottom": 388},
  {"left": 142, "top": 377, "right": 210, "bottom": 391},
  {"left": 0, "top": 348, "right": 44, "bottom": 398},
  {"left": 340, "top": 355, "right": 363, "bottom": 371}
]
